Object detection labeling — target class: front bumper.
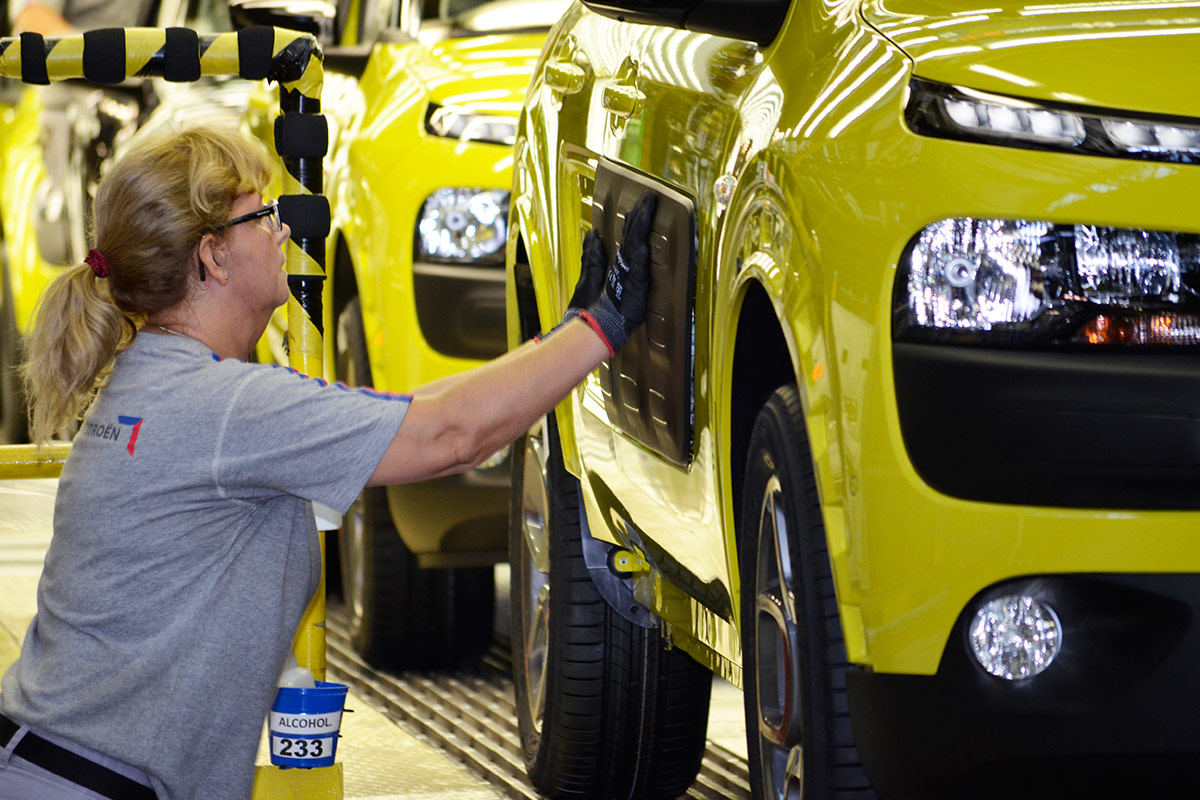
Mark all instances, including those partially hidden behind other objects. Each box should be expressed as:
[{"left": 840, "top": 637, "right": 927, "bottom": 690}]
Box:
[
  {"left": 894, "top": 342, "right": 1200, "bottom": 509},
  {"left": 384, "top": 456, "right": 510, "bottom": 567},
  {"left": 412, "top": 259, "right": 506, "bottom": 360},
  {"left": 848, "top": 573, "right": 1200, "bottom": 799}
]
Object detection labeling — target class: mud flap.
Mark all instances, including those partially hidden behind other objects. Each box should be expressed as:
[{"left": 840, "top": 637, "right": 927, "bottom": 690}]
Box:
[{"left": 578, "top": 504, "right": 656, "bottom": 628}]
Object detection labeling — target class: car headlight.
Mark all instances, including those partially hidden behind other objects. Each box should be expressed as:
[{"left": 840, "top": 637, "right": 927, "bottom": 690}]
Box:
[
  {"left": 895, "top": 217, "right": 1200, "bottom": 345},
  {"left": 415, "top": 188, "right": 509, "bottom": 264},
  {"left": 906, "top": 78, "right": 1200, "bottom": 164},
  {"left": 425, "top": 104, "right": 518, "bottom": 146}
]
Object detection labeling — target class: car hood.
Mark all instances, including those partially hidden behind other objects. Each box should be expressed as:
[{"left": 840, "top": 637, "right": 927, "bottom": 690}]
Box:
[
  {"left": 419, "top": 32, "right": 548, "bottom": 115},
  {"left": 862, "top": 0, "right": 1200, "bottom": 118}
]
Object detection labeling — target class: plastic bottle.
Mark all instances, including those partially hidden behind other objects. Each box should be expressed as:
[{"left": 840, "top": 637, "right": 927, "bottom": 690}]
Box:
[{"left": 277, "top": 651, "right": 316, "bottom": 689}]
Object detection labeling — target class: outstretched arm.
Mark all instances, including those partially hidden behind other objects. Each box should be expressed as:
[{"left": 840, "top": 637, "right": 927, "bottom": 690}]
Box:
[
  {"left": 367, "top": 319, "right": 606, "bottom": 485},
  {"left": 368, "top": 189, "right": 659, "bottom": 486}
]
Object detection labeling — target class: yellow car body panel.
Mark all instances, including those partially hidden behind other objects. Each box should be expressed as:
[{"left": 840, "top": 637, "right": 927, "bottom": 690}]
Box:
[
  {"left": 864, "top": 0, "right": 1200, "bottom": 117},
  {"left": 342, "top": 34, "right": 539, "bottom": 395},
  {"left": 511, "top": 0, "right": 1200, "bottom": 687},
  {"left": 0, "top": 87, "right": 61, "bottom": 335}
]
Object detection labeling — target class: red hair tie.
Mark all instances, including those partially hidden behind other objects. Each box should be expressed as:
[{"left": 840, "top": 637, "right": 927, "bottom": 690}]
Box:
[{"left": 85, "top": 248, "right": 110, "bottom": 279}]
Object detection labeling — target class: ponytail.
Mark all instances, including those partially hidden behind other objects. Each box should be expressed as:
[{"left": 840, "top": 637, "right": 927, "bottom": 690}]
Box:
[
  {"left": 17, "top": 124, "right": 270, "bottom": 444},
  {"left": 22, "top": 264, "right": 135, "bottom": 442}
]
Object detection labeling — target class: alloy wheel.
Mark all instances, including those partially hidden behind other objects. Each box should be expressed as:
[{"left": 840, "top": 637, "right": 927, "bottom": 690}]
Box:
[
  {"left": 518, "top": 420, "right": 551, "bottom": 730},
  {"left": 755, "top": 474, "right": 804, "bottom": 800}
]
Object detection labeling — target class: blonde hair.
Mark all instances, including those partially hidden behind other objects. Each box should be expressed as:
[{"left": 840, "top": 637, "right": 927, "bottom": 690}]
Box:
[{"left": 22, "top": 125, "right": 272, "bottom": 442}]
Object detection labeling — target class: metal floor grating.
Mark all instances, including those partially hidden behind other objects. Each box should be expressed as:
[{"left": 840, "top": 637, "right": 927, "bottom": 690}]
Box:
[{"left": 325, "top": 607, "right": 751, "bottom": 800}]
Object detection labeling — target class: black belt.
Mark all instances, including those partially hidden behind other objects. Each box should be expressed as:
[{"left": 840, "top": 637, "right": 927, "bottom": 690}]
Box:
[{"left": 0, "top": 713, "right": 157, "bottom": 800}]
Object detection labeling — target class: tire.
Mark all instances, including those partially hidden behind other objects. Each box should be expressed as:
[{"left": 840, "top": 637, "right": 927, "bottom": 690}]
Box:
[
  {"left": 509, "top": 412, "right": 711, "bottom": 799},
  {"left": 336, "top": 297, "right": 493, "bottom": 670},
  {"left": 0, "top": 259, "right": 29, "bottom": 444},
  {"left": 740, "top": 385, "right": 875, "bottom": 800}
]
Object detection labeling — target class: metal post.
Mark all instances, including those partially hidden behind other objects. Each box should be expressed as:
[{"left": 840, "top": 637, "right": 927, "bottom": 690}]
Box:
[{"left": 275, "top": 45, "right": 331, "bottom": 685}]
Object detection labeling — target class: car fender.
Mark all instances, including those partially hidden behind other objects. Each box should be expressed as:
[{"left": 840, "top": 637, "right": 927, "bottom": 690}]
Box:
[{"left": 715, "top": 165, "right": 870, "bottom": 661}]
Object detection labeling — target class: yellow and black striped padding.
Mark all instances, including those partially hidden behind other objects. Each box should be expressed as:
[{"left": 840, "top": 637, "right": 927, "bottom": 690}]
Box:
[{"left": 0, "top": 25, "right": 329, "bottom": 379}]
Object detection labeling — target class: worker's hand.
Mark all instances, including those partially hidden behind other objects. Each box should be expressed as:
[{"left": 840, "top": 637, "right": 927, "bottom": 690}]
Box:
[
  {"left": 547, "top": 230, "right": 607, "bottom": 336},
  {"left": 582, "top": 190, "right": 657, "bottom": 355},
  {"left": 569, "top": 230, "right": 607, "bottom": 313}
]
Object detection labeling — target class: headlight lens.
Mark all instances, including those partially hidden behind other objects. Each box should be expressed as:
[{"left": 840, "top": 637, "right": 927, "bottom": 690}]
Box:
[
  {"left": 897, "top": 217, "right": 1200, "bottom": 345},
  {"left": 415, "top": 188, "right": 509, "bottom": 264},
  {"left": 905, "top": 218, "right": 1063, "bottom": 330},
  {"left": 425, "top": 104, "right": 518, "bottom": 146},
  {"left": 907, "top": 78, "right": 1200, "bottom": 164}
]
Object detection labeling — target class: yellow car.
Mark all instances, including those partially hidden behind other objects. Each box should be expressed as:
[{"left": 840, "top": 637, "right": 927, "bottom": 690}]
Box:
[
  {"left": 241, "top": 0, "right": 570, "bottom": 669},
  {"left": 508, "top": 1, "right": 1200, "bottom": 797}
]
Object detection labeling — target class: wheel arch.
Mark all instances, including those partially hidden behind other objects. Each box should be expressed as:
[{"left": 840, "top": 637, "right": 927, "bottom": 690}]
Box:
[
  {"left": 507, "top": 132, "right": 586, "bottom": 472},
  {"left": 727, "top": 279, "right": 796, "bottom": 551},
  {"left": 718, "top": 177, "right": 863, "bottom": 666},
  {"left": 318, "top": 230, "right": 361, "bottom": 382},
  {"left": 508, "top": 220, "right": 585, "bottom": 474},
  {"left": 507, "top": 131, "right": 561, "bottom": 347},
  {"left": 509, "top": 230, "right": 540, "bottom": 344},
  {"left": 331, "top": 232, "right": 359, "bottom": 325}
]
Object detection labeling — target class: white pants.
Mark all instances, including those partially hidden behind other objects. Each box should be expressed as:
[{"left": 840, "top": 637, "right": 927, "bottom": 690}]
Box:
[{"left": 0, "top": 722, "right": 157, "bottom": 799}]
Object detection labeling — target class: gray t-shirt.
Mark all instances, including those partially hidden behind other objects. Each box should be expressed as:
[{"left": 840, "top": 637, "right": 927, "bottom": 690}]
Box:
[{"left": 0, "top": 332, "right": 409, "bottom": 799}]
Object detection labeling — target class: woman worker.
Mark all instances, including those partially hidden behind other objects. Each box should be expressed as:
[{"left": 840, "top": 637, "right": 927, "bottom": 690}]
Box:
[{"left": 0, "top": 125, "right": 656, "bottom": 800}]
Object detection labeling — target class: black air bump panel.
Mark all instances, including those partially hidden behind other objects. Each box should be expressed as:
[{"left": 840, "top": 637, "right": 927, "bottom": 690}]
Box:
[{"left": 592, "top": 161, "right": 697, "bottom": 467}]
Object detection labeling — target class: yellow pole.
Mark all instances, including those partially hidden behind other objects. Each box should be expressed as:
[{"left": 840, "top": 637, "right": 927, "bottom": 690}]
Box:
[
  {"left": 253, "top": 31, "right": 344, "bottom": 800},
  {"left": 276, "top": 45, "right": 332, "bottom": 684}
]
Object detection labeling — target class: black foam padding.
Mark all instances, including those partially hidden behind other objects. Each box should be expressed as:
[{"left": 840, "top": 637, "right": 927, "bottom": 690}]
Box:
[
  {"left": 82, "top": 28, "right": 126, "bottom": 84},
  {"left": 237, "top": 26, "right": 274, "bottom": 80},
  {"left": 279, "top": 86, "right": 321, "bottom": 113},
  {"left": 278, "top": 194, "right": 330, "bottom": 240},
  {"left": 274, "top": 114, "right": 328, "bottom": 159},
  {"left": 19, "top": 33, "right": 48, "bottom": 85},
  {"left": 163, "top": 27, "right": 200, "bottom": 82}
]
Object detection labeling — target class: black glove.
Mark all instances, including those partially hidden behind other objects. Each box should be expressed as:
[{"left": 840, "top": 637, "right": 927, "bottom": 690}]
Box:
[
  {"left": 539, "top": 230, "right": 607, "bottom": 342},
  {"left": 580, "top": 190, "right": 657, "bottom": 355},
  {"left": 557, "top": 229, "right": 608, "bottom": 327}
]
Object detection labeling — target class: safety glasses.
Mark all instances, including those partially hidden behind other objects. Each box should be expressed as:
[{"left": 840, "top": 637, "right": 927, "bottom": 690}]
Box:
[
  {"left": 217, "top": 200, "right": 282, "bottom": 233},
  {"left": 200, "top": 200, "right": 283, "bottom": 281}
]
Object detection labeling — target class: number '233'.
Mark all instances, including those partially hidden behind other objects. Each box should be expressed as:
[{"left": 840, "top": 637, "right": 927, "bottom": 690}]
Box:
[{"left": 276, "top": 737, "right": 325, "bottom": 758}]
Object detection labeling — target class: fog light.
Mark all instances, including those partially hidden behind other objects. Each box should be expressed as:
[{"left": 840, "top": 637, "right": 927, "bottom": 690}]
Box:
[{"left": 968, "top": 595, "right": 1062, "bottom": 680}]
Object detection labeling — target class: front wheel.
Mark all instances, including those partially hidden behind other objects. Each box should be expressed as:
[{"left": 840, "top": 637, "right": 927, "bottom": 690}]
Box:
[
  {"left": 740, "top": 385, "right": 876, "bottom": 800},
  {"left": 509, "top": 413, "right": 712, "bottom": 799},
  {"left": 336, "top": 297, "right": 493, "bottom": 670}
]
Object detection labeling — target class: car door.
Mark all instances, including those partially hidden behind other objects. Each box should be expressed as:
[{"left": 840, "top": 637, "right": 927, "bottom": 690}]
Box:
[{"left": 550, "top": 8, "right": 775, "bottom": 629}]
